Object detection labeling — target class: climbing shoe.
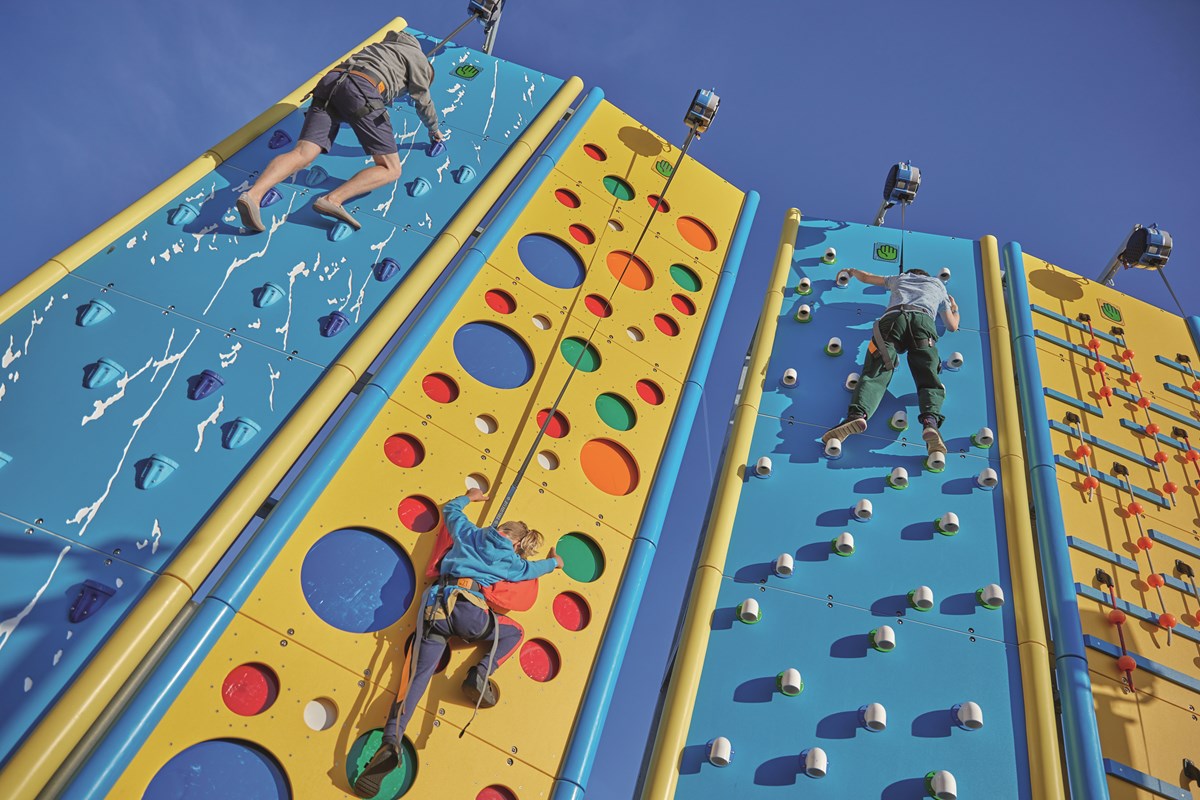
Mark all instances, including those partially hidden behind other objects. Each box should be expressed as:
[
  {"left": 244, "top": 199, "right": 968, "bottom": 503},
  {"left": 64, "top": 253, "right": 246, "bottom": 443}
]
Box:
[
  {"left": 821, "top": 417, "right": 867, "bottom": 444},
  {"left": 236, "top": 193, "right": 266, "bottom": 233},
  {"left": 353, "top": 741, "right": 398, "bottom": 798},
  {"left": 922, "top": 425, "right": 947, "bottom": 455},
  {"left": 461, "top": 665, "right": 500, "bottom": 708},
  {"left": 313, "top": 195, "right": 362, "bottom": 230}
]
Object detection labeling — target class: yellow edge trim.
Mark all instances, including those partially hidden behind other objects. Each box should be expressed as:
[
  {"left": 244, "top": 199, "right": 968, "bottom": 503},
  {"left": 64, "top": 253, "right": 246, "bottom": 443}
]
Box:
[
  {"left": 641, "top": 208, "right": 801, "bottom": 800},
  {"left": 980, "top": 235, "right": 1065, "bottom": 799}
]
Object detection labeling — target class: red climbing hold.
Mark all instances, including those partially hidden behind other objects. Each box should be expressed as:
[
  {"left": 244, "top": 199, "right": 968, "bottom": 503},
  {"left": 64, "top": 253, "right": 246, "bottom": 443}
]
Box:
[
  {"left": 1192, "top": 380, "right": 1200, "bottom": 393},
  {"left": 1075, "top": 445, "right": 1092, "bottom": 458},
  {"left": 1144, "top": 423, "right": 1160, "bottom": 435},
  {"left": 1094, "top": 361, "right": 1106, "bottom": 374},
  {"left": 1137, "top": 396, "right": 1152, "bottom": 409},
  {"left": 1116, "top": 655, "right": 1137, "bottom": 672},
  {"left": 1099, "top": 386, "right": 1114, "bottom": 399},
  {"left": 1128, "top": 502, "right": 1145, "bottom": 517},
  {"left": 1122, "top": 349, "right": 1136, "bottom": 361},
  {"left": 1185, "top": 450, "right": 1200, "bottom": 463},
  {"left": 1163, "top": 481, "right": 1179, "bottom": 495},
  {"left": 1147, "top": 573, "right": 1165, "bottom": 588},
  {"left": 1087, "top": 338, "right": 1100, "bottom": 351},
  {"left": 1136, "top": 535, "right": 1153, "bottom": 550},
  {"left": 1130, "top": 372, "right": 1143, "bottom": 384},
  {"left": 1153, "top": 451, "right": 1169, "bottom": 464},
  {"left": 1159, "top": 613, "right": 1178, "bottom": 629},
  {"left": 1107, "top": 609, "right": 1127, "bottom": 625},
  {"left": 1082, "top": 476, "right": 1100, "bottom": 491}
]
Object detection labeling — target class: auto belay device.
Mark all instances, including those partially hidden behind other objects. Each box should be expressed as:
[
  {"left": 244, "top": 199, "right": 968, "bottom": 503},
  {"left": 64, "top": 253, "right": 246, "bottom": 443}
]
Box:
[
  {"left": 685, "top": 89, "right": 720, "bottom": 135},
  {"left": 874, "top": 161, "right": 921, "bottom": 226},
  {"left": 1098, "top": 223, "right": 1173, "bottom": 284}
]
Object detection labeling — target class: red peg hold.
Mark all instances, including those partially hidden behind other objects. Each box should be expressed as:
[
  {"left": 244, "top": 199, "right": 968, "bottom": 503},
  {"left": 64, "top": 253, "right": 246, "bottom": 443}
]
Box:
[
  {"left": 1185, "top": 450, "right": 1200, "bottom": 463},
  {"left": 1075, "top": 445, "right": 1093, "bottom": 459},
  {"left": 1153, "top": 451, "right": 1169, "bottom": 464},
  {"left": 1147, "top": 573, "right": 1165, "bottom": 588},
  {"left": 1136, "top": 535, "right": 1153, "bottom": 550},
  {"left": 1099, "top": 386, "right": 1114, "bottom": 399},
  {"left": 1116, "top": 654, "right": 1137, "bottom": 672},
  {"left": 1137, "top": 396, "right": 1152, "bottom": 409},
  {"left": 1122, "top": 349, "right": 1136, "bottom": 361},
  {"left": 1108, "top": 609, "right": 1127, "bottom": 625},
  {"left": 1082, "top": 476, "right": 1100, "bottom": 491},
  {"left": 1094, "top": 361, "right": 1107, "bottom": 374},
  {"left": 1144, "top": 423, "right": 1160, "bottom": 435},
  {"left": 1192, "top": 380, "right": 1200, "bottom": 393},
  {"left": 1164, "top": 481, "right": 1179, "bottom": 495},
  {"left": 1128, "top": 502, "right": 1145, "bottom": 517},
  {"left": 1130, "top": 372, "right": 1143, "bottom": 384},
  {"left": 1087, "top": 338, "right": 1101, "bottom": 351},
  {"left": 1159, "top": 613, "right": 1177, "bottom": 629}
]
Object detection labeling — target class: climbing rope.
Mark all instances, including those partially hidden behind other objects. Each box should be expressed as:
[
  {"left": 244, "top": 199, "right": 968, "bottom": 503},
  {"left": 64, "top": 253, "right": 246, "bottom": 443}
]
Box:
[{"left": 898, "top": 202, "right": 907, "bottom": 274}]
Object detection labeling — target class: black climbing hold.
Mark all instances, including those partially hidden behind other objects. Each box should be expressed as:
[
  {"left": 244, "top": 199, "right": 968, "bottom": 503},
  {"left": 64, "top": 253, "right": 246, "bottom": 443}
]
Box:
[{"left": 69, "top": 579, "right": 116, "bottom": 623}]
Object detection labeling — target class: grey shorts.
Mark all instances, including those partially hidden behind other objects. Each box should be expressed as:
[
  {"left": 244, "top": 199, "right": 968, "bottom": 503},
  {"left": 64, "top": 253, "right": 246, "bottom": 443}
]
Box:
[{"left": 299, "top": 71, "right": 398, "bottom": 156}]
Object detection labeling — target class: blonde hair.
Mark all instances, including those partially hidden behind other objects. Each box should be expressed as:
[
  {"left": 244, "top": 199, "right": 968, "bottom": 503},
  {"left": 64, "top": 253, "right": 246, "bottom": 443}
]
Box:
[{"left": 498, "top": 521, "right": 543, "bottom": 558}]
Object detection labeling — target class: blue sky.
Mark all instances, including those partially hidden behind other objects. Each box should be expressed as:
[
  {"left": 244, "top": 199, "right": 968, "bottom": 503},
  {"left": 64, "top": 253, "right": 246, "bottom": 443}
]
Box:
[{"left": 3, "top": 1, "right": 1199, "bottom": 797}]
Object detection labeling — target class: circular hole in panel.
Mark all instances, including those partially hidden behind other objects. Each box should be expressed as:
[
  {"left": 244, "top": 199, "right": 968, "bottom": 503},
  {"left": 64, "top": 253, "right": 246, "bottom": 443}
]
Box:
[
  {"left": 556, "top": 532, "right": 605, "bottom": 583},
  {"left": 676, "top": 216, "right": 718, "bottom": 251},
  {"left": 145, "top": 739, "right": 290, "bottom": 800},
  {"left": 304, "top": 698, "right": 339, "bottom": 731},
  {"left": 647, "top": 194, "right": 670, "bottom": 213},
  {"left": 453, "top": 322, "right": 534, "bottom": 389},
  {"left": 553, "top": 592, "right": 592, "bottom": 631},
  {"left": 531, "top": 314, "right": 551, "bottom": 331},
  {"left": 422, "top": 373, "right": 459, "bottom": 404},
  {"left": 485, "top": 289, "right": 516, "bottom": 315},
  {"left": 580, "top": 438, "right": 640, "bottom": 496},
  {"left": 583, "top": 143, "right": 607, "bottom": 161},
  {"left": 654, "top": 314, "right": 680, "bottom": 337},
  {"left": 626, "top": 326, "right": 644, "bottom": 342},
  {"left": 301, "top": 529, "right": 415, "bottom": 633},
  {"left": 606, "top": 250, "right": 653, "bottom": 290},
  {"left": 669, "top": 264, "right": 703, "bottom": 292},
  {"left": 384, "top": 434, "right": 425, "bottom": 468},
  {"left": 465, "top": 473, "right": 490, "bottom": 493},
  {"left": 636, "top": 379, "right": 665, "bottom": 405},
  {"left": 560, "top": 337, "right": 601, "bottom": 372},
  {"left": 516, "top": 234, "right": 586, "bottom": 289},
  {"left": 536, "top": 409, "right": 570, "bottom": 439},
  {"left": 584, "top": 294, "right": 613, "bottom": 318},
  {"left": 519, "top": 639, "right": 561, "bottom": 682},
  {"left": 537, "top": 451, "right": 560, "bottom": 470},
  {"left": 595, "top": 393, "right": 637, "bottom": 432},
  {"left": 221, "top": 663, "right": 279, "bottom": 717},
  {"left": 346, "top": 730, "right": 417, "bottom": 800},
  {"left": 607, "top": 219, "right": 623, "bottom": 232},
  {"left": 671, "top": 294, "right": 696, "bottom": 316},
  {"left": 477, "top": 788, "right": 518, "bottom": 800},
  {"left": 475, "top": 414, "right": 498, "bottom": 434},
  {"left": 397, "top": 496, "right": 439, "bottom": 533},
  {"left": 554, "top": 188, "right": 580, "bottom": 208},
  {"left": 569, "top": 224, "right": 595, "bottom": 245},
  {"left": 602, "top": 175, "right": 635, "bottom": 201}
]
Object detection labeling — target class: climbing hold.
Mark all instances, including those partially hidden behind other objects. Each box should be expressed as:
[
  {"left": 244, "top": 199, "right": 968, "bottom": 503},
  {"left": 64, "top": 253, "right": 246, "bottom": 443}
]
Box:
[
  {"left": 1081, "top": 476, "right": 1100, "bottom": 491},
  {"left": 1153, "top": 451, "right": 1169, "bottom": 464},
  {"left": 926, "top": 451, "right": 946, "bottom": 472},
  {"left": 427, "top": 140, "right": 447, "bottom": 158},
  {"left": 754, "top": 456, "right": 773, "bottom": 477},
  {"left": 1163, "top": 481, "right": 1179, "bottom": 495},
  {"left": 0, "top": 451, "right": 11, "bottom": 472},
  {"left": 1122, "top": 348, "right": 1136, "bottom": 361},
  {"left": 1107, "top": 609, "right": 1127, "bottom": 625},
  {"left": 268, "top": 129, "right": 292, "bottom": 149},
  {"left": 1136, "top": 535, "right": 1153, "bottom": 550},
  {"left": 1159, "top": 613, "right": 1177, "bottom": 629},
  {"left": 822, "top": 247, "right": 837, "bottom": 264},
  {"left": 1130, "top": 372, "right": 1143, "bottom": 384},
  {"left": 135, "top": 454, "right": 179, "bottom": 490},
  {"left": 304, "top": 165, "right": 329, "bottom": 187},
  {"left": 887, "top": 466, "right": 910, "bottom": 489},
  {"left": 456, "top": 165, "right": 477, "bottom": 184},
  {"left": 781, "top": 368, "right": 798, "bottom": 387},
  {"left": 68, "top": 580, "right": 116, "bottom": 623},
  {"left": 908, "top": 585, "right": 935, "bottom": 611},
  {"left": 1099, "top": 385, "right": 1114, "bottom": 399},
  {"left": 1137, "top": 396, "right": 1151, "bottom": 408},
  {"left": 824, "top": 438, "right": 843, "bottom": 459},
  {"left": 1146, "top": 573, "right": 1165, "bottom": 588},
  {"left": 774, "top": 553, "right": 794, "bottom": 577},
  {"left": 320, "top": 310, "right": 350, "bottom": 338},
  {"left": 935, "top": 512, "right": 960, "bottom": 535},
  {"left": 329, "top": 222, "right": 355, "bottom": 242},
  {"left": 253, "top": 282, "right": 284, "bottom": 308},
  {"left": 1087, "top": 338, "right": 1101, "bottom": 351},
  {"left": 845, "top": 372, "right": 861, "bottom": 391},
  {"left": 188, "top": 369, "right": 224, "bottom": 401},
  {"left": 802, "top": 747, "right": 828, "bottom": 779},
  {"left": 77, "top": 299, "right": 117, "bottom": 327},
  {"left": 1187, "top": 450, "right": 1200, "bottom": 463},
  {"left": 972, "top": 426, "right": 995, "bottom": 448},
  {"left": 869, "top": 625, "right": 896, "bottom": 652},
  {"left": 977, "top": 467, "right": 999, "bottom": 489},
  {"left": 778, "top": 668, "right": 804, "bottom": 696},
  {"left": 889, "top": 410, "right": 909, "bottom": 432},
  {"left": 825, "top": 337, "right": 843, "bottom": 356},
  {"left": 859, "top": 703, "right": 887, "bottom": 732},
  {"left": 374, "top": 257, "right": 402, "bottom": 282},
  {"left": 260, "top": 187, "right": 283, "bottom": 208},
  {"left": 410, "top": 176, "right": 432, "bottom": 197},
  {"left": 853, "top": 499, "right": 873, "bottom": 522},
  {"left": 796, "top": 277, "right": 813, "bottom": 295},
  {"left": 926, "top": 770, "right": 957, "bottom": 800},
  {"left": 835, "top": 269, "right": 851, "bottom": 287},
  {"left": 707, "top": 737, "right": 733, "bottom": 768},
  {"left": 833, "top": 531, "right": 856, "bottom": 556},
  {"left": 1075, "top": 444, "right": 1093, "bottom": 458},
  {"left": 1128, "top": 502, "right": 1145, "bottom": 517},
  {"left": 736, "top": 598, "right": 761, "bottom": 624},
  {"left": 84, "top": 357, "right": 125, "bottom": 390},
  {"left": 944, "top": 352, "right": 964, "bottom": 371},
  {"left": 1094, "top": 361, "right": 1106, "bottom": 373},
  {"left": 222, "top": 417, "right": 261, "bottom": 450},
  {"left": 167, "top": 202, "right": 200, "bottom": 226},
  {"left": 1144, "top": 423, "right": 1160, "bottom": 435},
  {"left": 938, "top": 267, "right": 951, "bottom": 282},
  {"left": 794, "top": 304, "right": 812, "bottom": 323},
  {"left": 977, "top": 584, "right": 1005, "bottom": 609},
  {"left": 953, "top": 702, "right": 984, "bottom": 730},
  {"left": 1116, "top": 654, "right": 1137, "bottom": 672}
]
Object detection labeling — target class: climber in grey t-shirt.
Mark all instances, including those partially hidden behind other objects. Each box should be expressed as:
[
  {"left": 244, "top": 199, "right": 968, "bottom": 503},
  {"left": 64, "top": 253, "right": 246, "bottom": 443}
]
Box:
[{"left": 237, "top": 30, "right": 445, "bottom": 234}]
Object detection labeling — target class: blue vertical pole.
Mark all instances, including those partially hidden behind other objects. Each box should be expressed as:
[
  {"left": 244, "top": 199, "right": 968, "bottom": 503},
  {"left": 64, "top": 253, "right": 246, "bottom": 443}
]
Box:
[
  {"left": 1187, "top": 317, "right": 1200, "bottom": 366},
  {"left": 1003, "top": 241, "right": 1108, "bottom": 799}
]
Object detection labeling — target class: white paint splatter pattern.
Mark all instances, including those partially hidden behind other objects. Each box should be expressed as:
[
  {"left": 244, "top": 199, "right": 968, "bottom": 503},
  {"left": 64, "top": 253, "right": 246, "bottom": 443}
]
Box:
[
  {"left": 275, "top": 261, "right": 311, "bottom": 350},
  {"left": 82, "top": 359, "right": 150, "bottom": 426},
  {"left": 0, "top": 546, "right": 71, "bottom": 654},
  {"left": 194, "top": 396, "right": 224, "bottom": 452},
  {"left": 482, "top": 65, "right": 498, "bottom": 137},
  {"left": 435, "top": 156, "right": 452, "bottom": 183},
  {"left": 136, "top": 519, "right": 163, "bottom": 554},
  {"left": 267, "top": 363, "right": 281, "bottom": 412},
  {"left": 204, "top": 193, "right": 297, "bottom": 315},
  {"left": 219, "top": 341, "right": 242, "bottom": 367}
]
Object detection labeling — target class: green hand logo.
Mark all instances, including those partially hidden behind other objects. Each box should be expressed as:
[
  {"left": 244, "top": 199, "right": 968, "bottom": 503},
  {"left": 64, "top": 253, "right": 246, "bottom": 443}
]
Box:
[
  {"left": 1100, "top": 302, "right": 1123, "bottom": 323},
  {"left": 655, "top": 160, "right": 674, "bottom": 178},
  {"left": 455, "top": 64, "right": 481, "bottom": 80},
  {"left": 875, "top": 244, "right": 899, "bottom": 261}
]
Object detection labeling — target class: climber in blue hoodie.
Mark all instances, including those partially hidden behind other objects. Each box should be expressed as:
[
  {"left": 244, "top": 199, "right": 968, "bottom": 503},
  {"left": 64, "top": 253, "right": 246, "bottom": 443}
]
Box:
[{"left": 354, "top": 485, "right": 562, "bottom": 798}]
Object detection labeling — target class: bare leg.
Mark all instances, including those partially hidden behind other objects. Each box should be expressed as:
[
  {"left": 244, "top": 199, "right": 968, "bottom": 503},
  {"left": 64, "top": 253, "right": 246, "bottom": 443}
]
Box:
[
  {"left": 326, "top": 152, "right": 402, "bottom": 205},
  {"left": 244, "top": 141, "right": 322, "bottom": 204}
]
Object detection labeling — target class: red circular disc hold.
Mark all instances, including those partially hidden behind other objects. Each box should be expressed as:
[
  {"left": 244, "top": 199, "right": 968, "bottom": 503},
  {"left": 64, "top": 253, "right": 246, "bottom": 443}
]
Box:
[
  {"left": 554, "top": 188, "right": 581, "bottom": 208},
  {"left": 569, "top": 224, "right": 595, "bottom": 245},
  {"left": 477, "top": 787, "right": 518, "bottom": 800},
  {"left": 519, "top": 639, "right": 561, "bottom": 682},
  {"left": 636, "top": 379, "right": 664, "bottom": 405},
  {"left": 398, "top": 495, "right": 439, "bottom": 533},
  {"left": 553, "top": 592, "right": 591, "bottom": 632},
  {"left": 653, "top": 314, "right": 679, "bottom": 337},
  {"left": 485, "top": 289, "right": 517, "bottom": 315},
  {"left": 583, "top": 144, "right": 607, "bottom": 161},
  {"left": 584, "top": 294, "right": 612, "bottom": 318},
  {"left": 1192, "top": 381, "right": 1200, "bottom": 393},
  {"left": 384, "top": 434, "right": 425, "bottom": 468},
  {"left": 221, "top": 663, "right": 279, "bottom": 717},
  {"left": 671, "top": 294, "right": 696, "bottom": 316},
  {"left": 422, "top": 373, "right": 460, "bottom": 403},
  {"left": 647, "top": 194, "right": 670, "bottom": 213},
  {"left": 536, "top": 409, "right": 570, "bottom": 438},
  {"left": 1186, "top": 450, "right": 1200, "bottom": 462},
  {"left": 1128, "top": 503, "right": 1145, "bottom": 517}
]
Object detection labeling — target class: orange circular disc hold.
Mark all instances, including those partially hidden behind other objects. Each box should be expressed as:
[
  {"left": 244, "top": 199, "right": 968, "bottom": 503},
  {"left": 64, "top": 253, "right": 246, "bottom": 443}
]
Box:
[
  {"left": 580, "top": 438, "right": 639, "bottom": 496},
  {"left": 1116, "top": 655, "right": 1136, "bottom": 672},
  {"left": 1146, "top": 573, "right": 1165, "bottom": 588},
  {"left": 1107, "top": 609, "right": 1126, "bottom": 625},
  {"left": 606, "top": 250, "right": 654, "bottom": 290},
  {"left": 676, "top": 216, "right": 718, "bottom": 252}
]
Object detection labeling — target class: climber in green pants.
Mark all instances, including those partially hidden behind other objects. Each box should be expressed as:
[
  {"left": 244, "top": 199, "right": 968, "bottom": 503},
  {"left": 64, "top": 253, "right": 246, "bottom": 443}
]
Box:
[{"left": 822, "top": 268, "right": 960, "bottom": 455}]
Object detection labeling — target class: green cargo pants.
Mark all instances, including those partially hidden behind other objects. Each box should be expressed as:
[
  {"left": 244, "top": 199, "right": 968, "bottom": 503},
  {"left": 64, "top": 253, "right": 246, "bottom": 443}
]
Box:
[{"left": 847, "top": 310, "right": 945, "bottom": 426}]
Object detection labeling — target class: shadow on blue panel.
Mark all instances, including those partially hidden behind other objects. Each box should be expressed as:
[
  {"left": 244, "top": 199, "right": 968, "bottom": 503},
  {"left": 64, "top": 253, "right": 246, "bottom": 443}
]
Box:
[{"left": 754, "top": 755, "right": 803, "bottom": 786}]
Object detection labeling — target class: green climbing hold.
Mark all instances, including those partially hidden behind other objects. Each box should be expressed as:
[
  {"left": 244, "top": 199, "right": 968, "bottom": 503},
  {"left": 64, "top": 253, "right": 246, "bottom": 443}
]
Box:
[{"left": 454, "top": 64, "right": 480, "bottom": 80}]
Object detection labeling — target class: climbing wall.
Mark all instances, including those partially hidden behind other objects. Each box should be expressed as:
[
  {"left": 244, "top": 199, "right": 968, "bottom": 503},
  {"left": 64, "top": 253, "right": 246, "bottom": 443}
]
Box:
[
  {"left": 0, "top": 19, "right": 566, "bottom": 785},
  {"left": 1017, "top": 251, "right": 1200, "bottom": 799},
  {"left": 86, "top": 98, "right": 751, "bottom": 800},
  {"left": 646, "top": 218, "right": 1039, "bottom": 798}
]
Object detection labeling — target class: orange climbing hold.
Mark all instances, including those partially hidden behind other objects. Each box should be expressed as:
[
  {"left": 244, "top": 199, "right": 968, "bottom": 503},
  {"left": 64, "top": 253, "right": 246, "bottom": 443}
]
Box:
[
  {"left": 1147, "top": 573, "right": 1165, "bottom": 588},
  {"left": 1153, "top": 451, "right": 1169, "bottom": 464},
  {"left": 1122, "top": 349, "right": 1135, "bottom": 360},
  {"left": 1116, "top": 655, "right": 1137, "bottom": 672},
  {"left": 1137, "top": 396, "right": 1152, "bottom": 408},
  {"left": 1099, "top": 386, "right": 1113, "bottom": 398},
  {"left": 1159, "top": 613, "right": 1178, "bottom": 629},
  {"left": 1107, "top": 609, "right": 1127, "bottom": 625},
  {"left": 1145, "top": 423, "right": 1160, "bottom": 435},
  {"left": 1130, "top": 372, "right": 1143, "bottom": 384},
  {"left": 1136, "top": 535, "right": 1153, "bottom": 550},
  {"left": 1192, "top": 380, "right": 1200, "bottom": 393},
  {"left": 1163, "top": 481, "right": 1179, "bottom": 495},
  {"left": 1185, "top": 450, "right": 1200, "bottom": 463},
  {"left": 1087, "top": 338, "right": 1100, "bottom": 351},
  {"left": 1094, "top": 361, "right": 1106, "bottom": 373},
  {"left": 1082, "top": 476, "right": 1100, "bottom": 491},
  {"left": 1128, "top": 502, "right": 1145, "bottom": 517},
  {"left": 1075, "top": 445, "right": 1092, "bottom": 458}
]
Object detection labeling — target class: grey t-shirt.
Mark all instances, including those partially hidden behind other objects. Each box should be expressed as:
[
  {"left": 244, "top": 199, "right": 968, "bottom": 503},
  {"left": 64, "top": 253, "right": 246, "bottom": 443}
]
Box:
[
  {"left": 348, "top": 31, "right": 439, "bottom": 132},
  {"left": 882, "top": 273, "right": 950, "bottom": 319}
]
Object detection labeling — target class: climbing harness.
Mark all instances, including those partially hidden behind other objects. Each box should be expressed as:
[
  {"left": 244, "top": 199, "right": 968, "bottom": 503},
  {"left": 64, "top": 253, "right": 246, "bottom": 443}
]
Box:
[
  {"left": 870, "top": 305, "right": 935, "bottom": 372},
  {"left": 310, "top": 63, "right": 389, "bottom": 121}
]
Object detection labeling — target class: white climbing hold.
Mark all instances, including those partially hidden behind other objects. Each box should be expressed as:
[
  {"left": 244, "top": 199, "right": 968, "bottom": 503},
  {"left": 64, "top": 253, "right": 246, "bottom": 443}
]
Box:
[
  {"left": 803, "top": 747, "right": 828, "bottom": 778},
  {"left": 826, "top": 336, "right": 843, "bottom": 356},
  {"left": 936, "top": 511, "right": 960, "bottom": 534},
  {"left": 737, "top": 597, "right": 761, "bottom": 624},
  {"left": 955, "top": 701, "right": 984, "bottom": 730},
  {"left": 888, "top": 466, "right": 910, "bottom": 489},
  {"left": 845, "top": 372, "right": 861, "bottom": 391},
  {"left": 824, "top": 437, "right": 843, "bottom": 459},
  {"left": 754, "top": 456, "right": 773, "bottom": 477},
  {"left": 944, "top": 351, "right": 965, "bottom": 371},
  {"left": 861, "top": 702, "right": 887, "bottom": 732},
  {"left": 708, "top": 736, "right": 733, "bottom": 767},
  {"left": 853, "top": 498, "right": 873, "bottom": 521},
  {"left": 910, "top": 585, "right": 935, "bottom": 611},
  {"left": 775, "top": 553, "right": 794, "bottom": 577},
  {"left": 782, "top": 367, "right": 798, "bottom": 387},
  {"left": 977, "top": 467, "right": 999, "bottom": 489},
  {"left": 973, "top": 426, "right": 995, "bottom": 448}
]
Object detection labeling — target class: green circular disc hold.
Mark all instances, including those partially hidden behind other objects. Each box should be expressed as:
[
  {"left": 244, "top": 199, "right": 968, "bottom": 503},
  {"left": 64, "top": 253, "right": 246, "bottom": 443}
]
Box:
[
  {"left": 595, "top": 393, "right": 636, "bottom": 431},
  {"left": 602, "top": 175, "right": 636, "bottom": 201},
  {"left": 669, "top": 264, "right": 703, "bottom": 292},
  {"left": 346, "top": 730, "right": 417, "bottom": 799},
  {"left": 556, "top": 533, "right": 605, "bottom": 583},
  {"left": 561, "top": 337, "right": 601, "bottom": 372}
]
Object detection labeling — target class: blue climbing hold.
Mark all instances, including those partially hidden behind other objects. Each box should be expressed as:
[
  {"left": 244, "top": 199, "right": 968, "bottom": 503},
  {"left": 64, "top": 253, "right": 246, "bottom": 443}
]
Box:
[
  {"left": 254, "top": 282, "right": 285, "bottom": 308},
  {"left": 222, "top": 416, "right": 262, "bottom": 450},
  {"left": 84, "top": 357, "right": 125, "bottom": 390},
  {"left": 189, "top": 369, "right": 225, "bottom": 401},
  {"left": 260, "top": 187, "right": 283, "bottom": 208},
  {"left": 0, "top": 451, "right": 12, "bottom": 472},
  {"left": 69, "top": 580, "right": 116, "bottom": 623},
  {"left": 456, "top": 165, "right": 476, "bottom": 185},
  {"left": 321, "top": 310, "right": 350, "bottom": 338},
  {"left": 268, "top": 129, "right": 292, "bottom": 149},
  {"left": 410, "top": 177, "right": 432, "bottom": 197},
  {"left": 329, "top": 222, "right": 355, "bottom": 242},
  {"left": 304, "top": 165, "right": 329, "bottom": 187},
  {"left": 168, "top": 202, "right": 200, "bottom": 226},
  {"left": 428, "top": 140, "right": 447, "bottom": 158},
  {"left": 77, "top": 299, "right": 116, "bottom": 327},
  {"left": 136, "top": 454, "right": 179, "bottom": 490},
  {"left": 374, "top": 257, "right": 402, "bottom": 282}
]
